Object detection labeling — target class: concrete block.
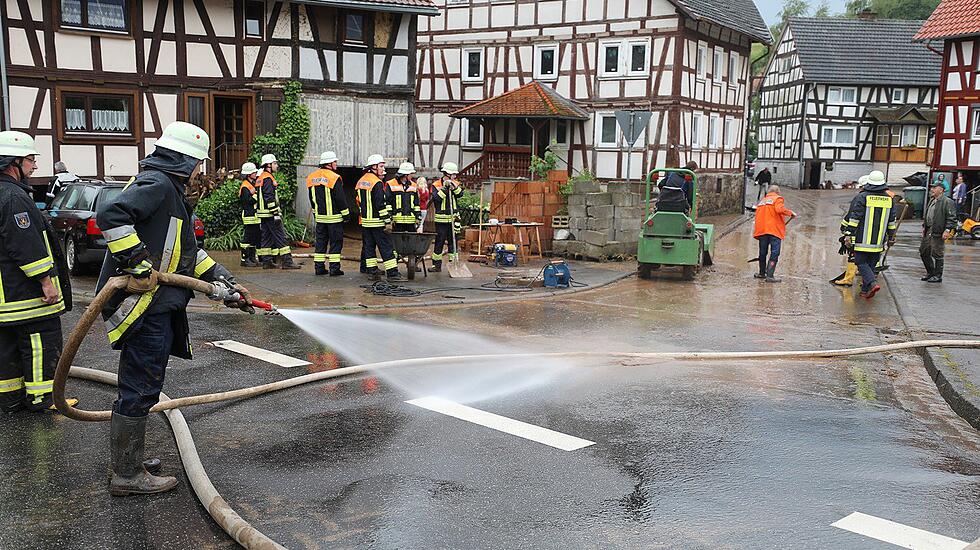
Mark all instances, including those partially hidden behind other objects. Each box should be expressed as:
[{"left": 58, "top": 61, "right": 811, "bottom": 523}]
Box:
[
  {"left": 586, "top": 217, "right": 612, "bottom": 231},
  {"left": 614, "top": 204, "right": 643, "bottom": 218},
  {"left": 580, "top": 242, "right": 607, "bottom": 259},
  {"left": 567, "top": 194, "right": 586, "bottom": 206},
  {"left": 615, "top": 229, "right": 639, "bottom": 243},
  {"left": 586, "top": 192, "right": 612, "bottom": 206},
  {"left": 611, "top": 193, "right": 639, "bottom": 207},
  {"left": 569, "top": 217, "right": 587, "bottom": 231},
  {"left": 572, "top": 179, "right": 601, "bottom": 194},
  {"left": 605, "top": 181, "right": 632, "bottom": 194},
  {"left": 614, "top": 216, "right": 643, "bottom": 231},
  {"left": 605, "top": 240, "right": 638, "bottom": 256},
  {"left": 564, "top": 240, "right": 586, "bottom": 255},
  {"left": 587, "top": 204, "right": 614, "bottom": 218},
  {"left": 580, "top": 230, "right": 608, "bottom": 247},
  {"left": 567, "top": 205, "right": 587, "bottom": 218}
]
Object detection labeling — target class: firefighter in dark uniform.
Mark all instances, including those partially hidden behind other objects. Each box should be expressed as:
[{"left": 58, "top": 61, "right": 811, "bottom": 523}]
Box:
[
  {"left": 840, "top": 170, "right": 898, "bottom": 300},
  {"left": 238, "top": 162, "right": 261, "bottom": 267},
  {"left": 257, "top": 153, "right": 300, "bottom": 270},
  {"left": 306, "top": 151, "right": 350, "bottom": 276},
  {"left": 0, "top": 131, "right": 74, "bottom": 414},
  {"left": 430, "top": 162, "right": 464, "bottom": 272},
  {"left": 96, "top": 121, "right": 253, "bottom": 496},
  {"left": 356, "top": 154, "right": 402, "bottom": 281},
  {"left": 387, "top": 162, "right": 421, "bottom": 233}
]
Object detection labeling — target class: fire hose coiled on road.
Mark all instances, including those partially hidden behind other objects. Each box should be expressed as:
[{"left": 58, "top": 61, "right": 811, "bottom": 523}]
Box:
[{"left": 53, "top": 273, "right": 980, "bottom": 549}]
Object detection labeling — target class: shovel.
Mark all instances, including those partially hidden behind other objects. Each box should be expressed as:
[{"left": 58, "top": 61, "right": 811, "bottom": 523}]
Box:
[
  {"left": 447, "top": 182, "right": 472, "bottom": 278},
  {"left": 875, "top": 202, "right": 909, "bottom": 273}
]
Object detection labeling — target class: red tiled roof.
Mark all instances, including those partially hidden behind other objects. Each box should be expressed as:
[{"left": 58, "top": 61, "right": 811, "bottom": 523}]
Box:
[
  {"left": 914, "top": 0, "right": 980, "bottom": 40},
  {"left": 449, "top": 82, "right": 590, "bottom": 120},
  {"left": 307, "top": 0, "right": 439, "bottom": 16}
]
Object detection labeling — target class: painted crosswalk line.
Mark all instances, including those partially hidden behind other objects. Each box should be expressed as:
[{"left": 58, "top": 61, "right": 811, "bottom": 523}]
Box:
[
  {"left": 832, "top": 512, "right": 968, "bottom": 550},
  {"left": 210, "top": 340, "right": 311, "bottom": 368}
]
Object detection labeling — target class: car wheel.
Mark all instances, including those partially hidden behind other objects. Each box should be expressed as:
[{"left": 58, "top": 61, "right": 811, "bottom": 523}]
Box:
[
  {"left": 972, "top": 227, "right": 980, "bottom": 240},
  {"left": 65, "top": 237, "right": 82, "bottom": 275}
]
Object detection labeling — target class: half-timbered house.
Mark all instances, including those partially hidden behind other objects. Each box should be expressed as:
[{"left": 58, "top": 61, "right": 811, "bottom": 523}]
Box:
[
  {"left": 757, "top": 17, "right": 942, "bottom": 189},
  {"left": 914, "top": 0, "right": 980, "bottom": 190},
  {"left": 415, "top": 0, "right": 772, "bottom": 214},
  {"left": 1, "top": 0, "right": 437, "bottom": 190}
]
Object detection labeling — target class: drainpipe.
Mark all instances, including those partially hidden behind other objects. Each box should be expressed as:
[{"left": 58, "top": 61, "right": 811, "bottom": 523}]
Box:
[
  {"left": 798, "top": 83, "right": 812, "bottom": 189},
  {"left": 0, "top": 15, "right": 10, "bottom": 130}
]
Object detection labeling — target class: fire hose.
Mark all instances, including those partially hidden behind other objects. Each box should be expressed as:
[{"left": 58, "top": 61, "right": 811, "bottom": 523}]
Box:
[{"left": 53, "top": 273, "right": 980, "bottom": 549}]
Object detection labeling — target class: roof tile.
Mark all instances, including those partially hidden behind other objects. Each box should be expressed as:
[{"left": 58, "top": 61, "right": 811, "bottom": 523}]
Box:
[
  {"left": 914, "top": 0, "right": 980, "bottom": 41},
  {"left": 450, "top": 82, "right": 590, "bottom": 120},
  {"left": 672, "top": 0, "right": 773, "bottom": 43}
]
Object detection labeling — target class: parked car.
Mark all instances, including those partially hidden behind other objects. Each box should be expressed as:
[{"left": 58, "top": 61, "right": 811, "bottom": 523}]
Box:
[{"left": 43, "top": 180, "right": 206, "bottom": 274}]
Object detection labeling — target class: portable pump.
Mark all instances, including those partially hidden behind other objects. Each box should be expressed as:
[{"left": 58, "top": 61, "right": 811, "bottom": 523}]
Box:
[{"left": 542, "top": 260, "right": 571, "bottom": 288}]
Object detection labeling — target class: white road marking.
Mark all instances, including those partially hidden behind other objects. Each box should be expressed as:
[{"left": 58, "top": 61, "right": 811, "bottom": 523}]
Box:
[
  {"left": 210, "top": 340, "right": 311, "bottom": 368},
  {"left": 832, "top": 512, "right": 968, "bottom": 549},
  {"left": 406, "top": 396, "right": 595, "bottom": 451}
]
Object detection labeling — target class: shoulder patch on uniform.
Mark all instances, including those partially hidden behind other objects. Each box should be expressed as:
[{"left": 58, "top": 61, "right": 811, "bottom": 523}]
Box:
[{"left": 14, "top": 211, "right": 30, "bottom": 229}]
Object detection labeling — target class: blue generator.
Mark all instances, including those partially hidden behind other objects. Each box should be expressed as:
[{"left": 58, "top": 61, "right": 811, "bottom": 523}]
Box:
[
  {"left": 543, "top": 260, "right": 572, "bottom": 288},
  {"left": 494, "top": 244, "right": 518, "bottom": 267}
]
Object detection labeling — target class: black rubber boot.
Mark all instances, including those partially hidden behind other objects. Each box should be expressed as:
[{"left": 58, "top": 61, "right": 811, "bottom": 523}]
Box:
[
  {"left": 314, "top": 262, "right": 328, "bottom": 276},
  {"left": 329, "top": 263, "right": 344, "bottom": 276},
  {"left": 386, "top": 268, "right": 404, "bottom": 281},
  {"left": 242, "top": 248, "right": 260, "bottom": 268},
  {"left": 430, "top": 260, "right": 442, "bottom": 273},
  {"left": 764, "top": 260, "right": 781, "bottom": 283},
  {"left": 367, "top": 268, "right": 381, "bottom": 281},
  {"left": 280, "top": 254, "right": 302, "bottom": 270},
  {"left": 0, "top": 390, "right": 23, "bottom": 414},
  {"left": 926, "top": 259, "right": 943, "bottom": 283},
  {"left": 109, "top": 413, "right": 178, "bottom": 497}
]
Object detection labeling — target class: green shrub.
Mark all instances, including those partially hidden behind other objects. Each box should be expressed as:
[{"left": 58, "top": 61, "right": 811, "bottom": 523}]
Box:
[
  {"left": 196, "top": 178, "right": 241, "bottom": 236},
  {"left": 529, "top": 149, "right": 559, "bottom": 179}
]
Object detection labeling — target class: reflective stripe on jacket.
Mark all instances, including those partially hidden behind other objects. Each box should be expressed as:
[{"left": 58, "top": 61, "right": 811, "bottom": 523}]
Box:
[
  {"left": 841, "top": 189, "right": 898, "bottom": 253},
  {"left": 240, "top": 179, "right": 260, "bottom": 225},
  {"left": 256, "top": 171, "right": 279, "bottom": 218},
  {"left": 432, "top": 178, "right": 463, "bottom": 224},
  {"left": 355, "top": 174, "right": 390, "bottom": 228},
  {"left": 307, "top": 168, "right": 349, "bottom": 224},
  {"left": 386, "top": 178, "right": 421, "bottom": 225}
]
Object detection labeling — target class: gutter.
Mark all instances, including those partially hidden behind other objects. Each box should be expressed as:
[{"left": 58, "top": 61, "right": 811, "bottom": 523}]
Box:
[
  {"left": 293, "top": 0, "right": 440, "bottom": 16},
  {"left": 0, "top": 14, "right": 9, "bottom": 130}
]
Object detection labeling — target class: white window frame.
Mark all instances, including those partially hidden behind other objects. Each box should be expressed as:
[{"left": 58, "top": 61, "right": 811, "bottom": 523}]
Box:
[
  {"left": 462, "top": 118, "right": 483, "bottom": 148},
  {"left": 775, "top": 127, "right": 784, "bottom": 150},
  {"left": 728, "top": 52, "right": 739, "bottom": 88},
  {"left": 533, "top": 43, "right": 559, "bottom": 81},
  {"left": 900, "top": 125, "right": 918, "bottom": 147},
  {"left": 708, "top": 114, "right": 721, "bottom": 148},
  {"left": 461, "top": 48, "right": 484, "bottom": 83},
  {"left": 971, "top": 107, "right": 980, "bottom": 140},
  {"left": 691, "top": 112, "right": 705, "bottom": 149},
  {"left": 827, "top": 86, "right": 858, "bottom": 105},
  {"left": 713, "top": 47, "right": 724, "bottom": 85},
  {"left": 552, "top": 119, "right": 569, "bottom": 146},
  {"left": 599, "top": 40, "right": 623, "bottom": 78},
  {"left": 626, "top": 38, "right": 650, "bottom": 77},
  {"left": 595, "top": 112, "right": 619, "bottom": 149},
  {"left": 696, "top": 42, "right": 707, "bottom": 79},
  {"left": 724, "top": 116, "right": 736, "bottom": 149},
  {"left": 892, "top": 88, "right": 905, "bottom": 104},
  {"left": 820, "top": 125, "right": 856, "bottom": 147},
  {"left": 447, "top": 0, "right": 469, "bottom": 4}
]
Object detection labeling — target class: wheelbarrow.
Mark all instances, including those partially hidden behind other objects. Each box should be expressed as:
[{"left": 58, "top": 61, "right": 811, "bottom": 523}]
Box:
[{"left": 391, "top": 231, "right": 435, "bottom": 280}]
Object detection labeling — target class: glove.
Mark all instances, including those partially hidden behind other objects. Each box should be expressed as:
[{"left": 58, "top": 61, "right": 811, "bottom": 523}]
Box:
[
  {"left": 887, "top": 235, "right": 897, "bottom": 247},
  {"left": 123, "top": 259, "right": 153, "bottom": 278},
  {"left": 208, "top": 278, "right": 240, "bottom": 303},
  {"left": 343, "top": 214, "right": 352, "bottom": 223},
  {"left": 126, "top": 269, "right": 158, "bottom": 294},
  {"left": 224, "top": 283, "right": 255, "bottom": 314},
  {"left": 453, "top": 218, "right": 462, "bottom": 233},
  {"left": 383, "top": 221, "right": 393, "bottom": 234},
  {"left": 843, "top": 235, "right": 854, "bottom": 248}
]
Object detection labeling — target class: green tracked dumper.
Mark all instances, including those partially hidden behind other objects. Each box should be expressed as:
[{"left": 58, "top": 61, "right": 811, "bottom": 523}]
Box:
[{"left": 636, "top": 168, "right": 714, "bottom": 280}]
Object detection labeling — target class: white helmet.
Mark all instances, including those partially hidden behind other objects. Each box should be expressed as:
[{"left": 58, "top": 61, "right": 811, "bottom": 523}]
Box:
[
  {"left": 365, "top": 153, "right": 385, "bottom": 168},
  {"left": 397, "top": 162, "right": 416, "bottom": 175},
  {"left": 0, "top": 131, "right": 40, "bottom": 157},
  {"left": 320, "top": 151, "right": 338, "bottom": 165},
  {"left": 866, "top": 170, "right": 886, "bottom": 186},
  {"left": 857, "top": 175, "right": 869, "bottom": 188},
  {"left": 441, "top": 162, "right": 459, "bottom": 175},
  {"left": 241, "top": 162, "right": 259, "bottom": 176},
  {"left": 260, "top": 153, "right": 278, "bottom": 166},
  {"left": 155, "top": 122, "right": 210, "bottom": 160}
]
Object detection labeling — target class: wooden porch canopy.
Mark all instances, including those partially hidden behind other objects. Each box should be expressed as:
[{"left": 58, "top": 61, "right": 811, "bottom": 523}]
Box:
[
  {"left": 449, "top": 81, "right": 590, "bottom": 121},
  {"left": 866, "top": 106, "right": 938, "bottom": 125}
]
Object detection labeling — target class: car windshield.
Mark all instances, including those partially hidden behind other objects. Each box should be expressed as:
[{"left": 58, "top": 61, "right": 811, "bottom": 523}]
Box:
[{"left": 97, "top": 187, "right": 123, "bottom": 209}]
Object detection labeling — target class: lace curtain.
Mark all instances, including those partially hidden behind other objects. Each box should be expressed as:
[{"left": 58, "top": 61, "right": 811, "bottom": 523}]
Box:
[
  {"left": 60, "top": 0, "right": 125, "bottom": 30},
  {"left": 65, "top": 109, "right": 86, "bottom": 131},
  {"left": 92, "top": 109, "right": 129, "bottom": 132},
  {"left": 60, "top": 0, "right": 82, "bottom": 25}
]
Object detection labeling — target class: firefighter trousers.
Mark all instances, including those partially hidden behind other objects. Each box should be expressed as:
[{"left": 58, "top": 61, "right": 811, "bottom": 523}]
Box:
[
  {"left": 432, "top": 222, "right": 457, "bottom": 262},
  {"left": 241, "top": 223, "right": 261, "bottom": 256},
  {"left": 0, "top": 317, "right": 62, "bottom": 410},
  {"left": 314, "top": 222, "right": 344, "bottom": 269},
  {"left": 360, "top": 227, "right": 397, "bottom": 273},
  {"left": 259, "top": 218, "right": 290, "bottom": 262},
  {"left": 113, "top": 311, "right": 175, "bottom": 418}
]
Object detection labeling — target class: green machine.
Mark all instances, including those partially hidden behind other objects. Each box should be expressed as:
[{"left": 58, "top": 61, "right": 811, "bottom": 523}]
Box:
[{"left": 636, "top": 168, "right": 714, "bottom": 280}]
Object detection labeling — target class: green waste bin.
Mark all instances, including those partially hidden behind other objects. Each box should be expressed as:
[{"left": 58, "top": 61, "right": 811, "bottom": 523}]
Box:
[{"left": 901, "top": 186, "right": 927, "bottom": 218}]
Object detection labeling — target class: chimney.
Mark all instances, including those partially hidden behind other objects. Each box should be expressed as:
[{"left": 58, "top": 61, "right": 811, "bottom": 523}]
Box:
[{"left": 857, "top": 7, "right": 877, "bottom": 20}]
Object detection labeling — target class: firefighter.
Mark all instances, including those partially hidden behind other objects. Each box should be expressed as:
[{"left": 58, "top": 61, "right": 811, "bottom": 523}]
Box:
[
  {"left": 840, "top": 170, "right": 898, "bottom": 300},
  {"left": 356, "top": 154, "right": 402, "bottom": 281},
  {"left": 387, "top": 162, "right": 421, "bottom": 233},
  {"left": 430, "top": 162, "right": 464, "bottom": 272},
  {"left": 257, "top": 153, "right": 300, "bottom": 270},
  {"left": 831, "top": 175, "right": 868, "bottom": 287},
  {"left": 307, "top": 151, "right": 350, "bottom": 276},
  {"left": 95, "top": 121, "right": 253, "bottom": 496},
  {"left": 0, "top": 131, "right": 75, "bottom": 414},
  {"left": 238, "top": 162, "right": 261, "bottom": 267}
]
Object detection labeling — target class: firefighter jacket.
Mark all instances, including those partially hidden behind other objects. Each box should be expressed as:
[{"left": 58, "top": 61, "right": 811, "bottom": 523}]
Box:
[
  {"left": 239, "top": 178, "right": 260, "bottom": 225},
  {"left": 385, "top": 177, "right": 421, "bottom": 225},
  {"left": 841, "top": 184, "right": 898, "bottom": 253},
  {"left": 431, "top": 178, "right": 464, "bottom": 224},
  {"left": 355, "top": 173, "right": 390, "bottom": 228},
  {"left": 0, "top": 174, "right": 70, "bottom": 326},
  {"left": 256, "top": 170, "right": 280, "bottom": 218},
  {"left": 96, "top": 148, "right": 234, "bottom": 357},
  {"left": 306, "top": 168, "right": 349, "bottom": 224}
]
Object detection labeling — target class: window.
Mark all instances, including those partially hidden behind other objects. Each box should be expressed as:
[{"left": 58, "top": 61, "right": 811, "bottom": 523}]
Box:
[
  {"left": 596, "top": 113, "right": 618, "bottom": 148},
  {"left": 344, "top": 13, "right": 365, "bottom": 43},
  {"left": 971, "top": 108, "right": 980, "bottom": 140},
  {"left": 827, "top": 87, "right": 857, "bottom": 105},
  {"left": 627, "top": 39, "right": 649, "bottom": 76},
  {"left": 724, "top": 117, "right": 736, "bottom": 149},
  {"left": 462, "top": 118, "right": 482, "bottom": 147},
  {"left": 186, "top": 95, "right": 207, "bottom": 130},
  {"left": 890, "top": 125, "right": 901, "bottom": 147},
  {"left": 692, "top": 113, "right": 704, "bottom": 149},
  {"left": 516, "top": 122, "right": 532, "bottom": 146},
  {"left": 462, "top": 48, "right": 484, "bottom": 82},
  {"left": 775, "top": 127, "right": 784, "bottom": 149},
  {"left": 696, "top": 43, "right": 707, "bottom": 79},
  {"left": 244, "top": 1, "right": 264, "bottom": 38},
  {"left": 555, "top": 120, "right": 568, "bottom": 145},
  {"left": 728, "top": 53, "right": 739, "bottom": 86},
  {"left": 782, "top": 56, "right": 792, "bottom": 72},
  {"left": 901, "top": 125, "right": 918, "bottom": 147},
  {"left": 60, "top": 0, "right": 128, "bottom": 33},
  {"left": 875, "top": 125, "right": 890, "bottom": 147},
  {"left": 916, "top": 125, "right": 928, "bottom": 147},
  {"left": 62, "top": 92, "right": 134, "bottom": 137},
  {"left": 892, "top": 88, "right": 905, "bottom": 104},
  {"left": 713, "top": 48, "right": 724, "bottom": 82},
  {"left": 708, "top": 114, "right": 720, "bottom": 148},
  {"left": 600, "top": 41, "right": 621, "bottom": 77},
  {"left": 534, "top": 44, "right": 558, "bottom": 81},
  {"left": 820, "top": 126, "right": 856, "bottom": 147}
]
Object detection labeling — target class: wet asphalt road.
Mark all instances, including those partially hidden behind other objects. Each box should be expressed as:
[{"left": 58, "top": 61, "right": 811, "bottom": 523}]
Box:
[{"left": 3, "top": 188, "right": 980, "bottom": 549}]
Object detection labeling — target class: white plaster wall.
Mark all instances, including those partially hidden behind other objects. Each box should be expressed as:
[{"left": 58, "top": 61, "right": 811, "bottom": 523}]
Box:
[
  {"left": 262, "top": 46, "right": 292, "bottom": 78},
  {"left": 154, "top": 41, "right": 177, "bottom": 75},
  {"left": 102, "top": 37, "right": 137, "bottom": 73},
  {"left": 104, "top": 146, "right": 140, "bottom": 177},
  {"left": 344, "top": 51, "right": 368, "bottom": 84},
  {"left": 9, "top": 86, "right": 37, "bottom": 129},
  {"left": 32, "top": 135, "right": 53, "bottom": 178},
  {"left": 54, "top": 33, "right": 92, "bottom": 70},
  {"left": 153, "top": 94, "right": 179, "bottom": 128},
  {"left": 186, "top": 43, "right": 220, "bottom": 77},
  {"left": 60, "top": 145, "right": 98, "bottom": 178}
]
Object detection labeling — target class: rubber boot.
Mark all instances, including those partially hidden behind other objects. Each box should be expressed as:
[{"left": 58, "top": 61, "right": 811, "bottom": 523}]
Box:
[
  {"left": 764, "top": 260, "right": 781, "bottom": 283},
  {"left": 832, "top": 263, "right": 857, "bottom": 286},
  {"left": 242, "top": 248, "right": 260, "bottom": 268},
  {"left": 386, "top": 268, "right": 404, "bottom": 281},
  {"left": 109, "top": 412, "right": 177, "bottom": 497},
  {"left": 314, "top": 262, "right": 328, "bottom": 276},
  {"left": 0, "top": 391, "right": 23, "bottom": 414},
  {"left": 926, "top": 259, "right": 943, "bottom": 283},
  {"left": 430, "top": 260, "right": 442, "bottom": 273},
  {"left": 280, "top": 254, "right": 301, "bottom": 270},
  {"left": 261, "top": 257, "right": 276, "bottom": 269},
  {"left": 329, "top": 263, "right": 344, "bottom": 277},
  {"left": 366, "top": 268, "right": 381, "bottom": 281}
]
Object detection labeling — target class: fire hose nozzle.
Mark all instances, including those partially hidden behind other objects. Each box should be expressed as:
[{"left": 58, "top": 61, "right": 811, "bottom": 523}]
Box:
[{"left": 248, "top": 299, "right": 279, "bottom": 314}]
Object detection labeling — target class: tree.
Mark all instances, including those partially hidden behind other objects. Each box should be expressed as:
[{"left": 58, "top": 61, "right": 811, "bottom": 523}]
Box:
[
  {"left": 813, "top": 1, "right": 832, "bottom": 17},
  {"left": 845, "top": 0, "right": 940, "bottom": 19}
]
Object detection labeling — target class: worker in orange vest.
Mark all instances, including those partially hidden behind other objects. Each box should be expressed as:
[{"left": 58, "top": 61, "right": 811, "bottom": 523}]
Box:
[{"left": 752, "top": 184, "right": 797, "bottom": 282}]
